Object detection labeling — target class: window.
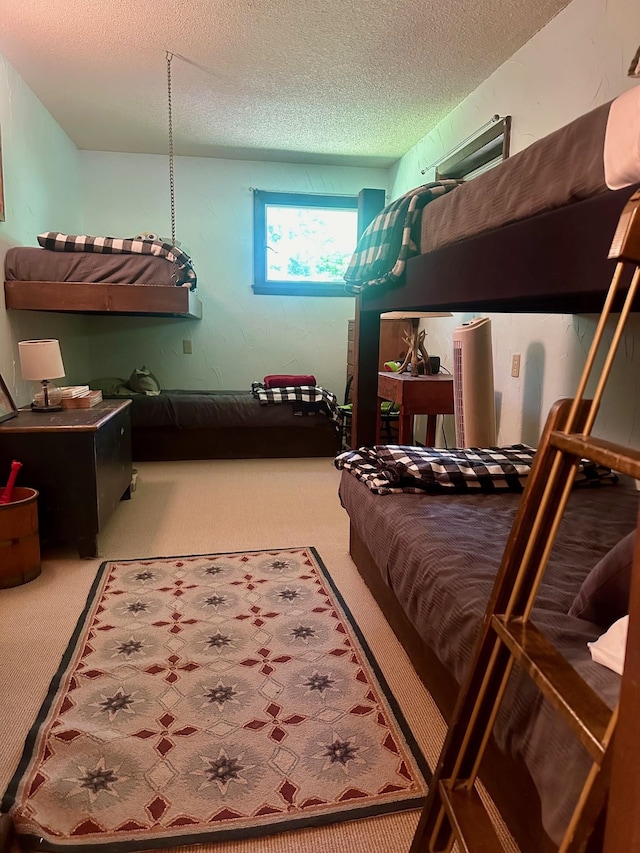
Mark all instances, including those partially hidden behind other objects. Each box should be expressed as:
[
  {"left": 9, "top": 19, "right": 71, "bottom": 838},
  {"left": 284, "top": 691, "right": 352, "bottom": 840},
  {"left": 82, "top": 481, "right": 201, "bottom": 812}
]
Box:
[
  {"left": 421, "top": 115, "right": 512, "bottom": 182},
  {"left": 435, "top": 116, "right": 511, "bottom": 182},
  {"left": 253, "top": 190, "right": 358, "bottom": 296}
]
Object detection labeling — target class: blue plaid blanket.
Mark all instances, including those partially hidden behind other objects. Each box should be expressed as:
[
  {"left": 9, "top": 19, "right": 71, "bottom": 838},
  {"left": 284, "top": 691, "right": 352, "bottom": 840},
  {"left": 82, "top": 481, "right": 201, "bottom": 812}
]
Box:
[{"left": 343, "top": 181, "right": 459, "bottom": 294}]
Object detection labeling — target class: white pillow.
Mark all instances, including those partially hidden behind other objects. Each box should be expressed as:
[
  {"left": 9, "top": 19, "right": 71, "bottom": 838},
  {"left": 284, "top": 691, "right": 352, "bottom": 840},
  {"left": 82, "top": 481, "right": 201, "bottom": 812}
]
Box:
[
  {"left": 604, "top": 86, "right": 640, "bottom": 190},
  {"left": 587, "top": 615, "right": 629, "bottom": 675}
]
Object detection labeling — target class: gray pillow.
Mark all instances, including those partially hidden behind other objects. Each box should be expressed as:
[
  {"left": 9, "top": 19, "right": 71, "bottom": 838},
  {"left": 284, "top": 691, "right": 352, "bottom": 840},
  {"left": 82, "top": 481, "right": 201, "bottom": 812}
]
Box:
[
  {"left": 569, "top": 531, "right": 635, "bottom": 628},
  {"left": 127, "top": 366, "right": 161, "bottom": 396}
]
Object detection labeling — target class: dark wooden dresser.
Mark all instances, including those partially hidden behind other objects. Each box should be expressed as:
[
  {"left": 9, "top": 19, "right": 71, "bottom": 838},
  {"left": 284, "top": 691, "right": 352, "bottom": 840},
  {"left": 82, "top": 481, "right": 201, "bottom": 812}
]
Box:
[{"left": 0, "top": 400, "right": 132, "bottom": 558}]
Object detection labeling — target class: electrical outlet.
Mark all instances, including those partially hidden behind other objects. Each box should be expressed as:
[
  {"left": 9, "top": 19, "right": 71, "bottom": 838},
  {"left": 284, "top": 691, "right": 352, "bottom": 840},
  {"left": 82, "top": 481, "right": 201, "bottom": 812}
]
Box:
[
  {"left": 511, "top": 353, "right": 521, "bottom": 377},
  {"left": 182, "top": 339, "right": 192, "bottom": 355}
]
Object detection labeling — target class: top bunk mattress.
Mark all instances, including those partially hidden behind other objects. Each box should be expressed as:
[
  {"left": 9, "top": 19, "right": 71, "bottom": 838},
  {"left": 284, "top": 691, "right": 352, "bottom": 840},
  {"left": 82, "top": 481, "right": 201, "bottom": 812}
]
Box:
[
  {"left": 5, "top": 247, "right": 179, "bottom": 287},
  {"left": 419, "top": 87, "right": 640, "bottom": 254}
]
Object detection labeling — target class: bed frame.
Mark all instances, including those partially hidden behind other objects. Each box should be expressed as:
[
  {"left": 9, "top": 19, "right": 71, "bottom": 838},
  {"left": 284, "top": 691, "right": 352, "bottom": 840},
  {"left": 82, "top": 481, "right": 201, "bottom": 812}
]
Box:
[
  {"left": 3, "top": 280, "right": 203, "bottom": 319},
  {"left": 130, "top": 422, "right": 340, "bottom": 461},
  {"left": 351, "top": 183, "right": 640, "bottom": 447},
  {"left": 347, "top": 183, "right": 640, "bottom": 852}
]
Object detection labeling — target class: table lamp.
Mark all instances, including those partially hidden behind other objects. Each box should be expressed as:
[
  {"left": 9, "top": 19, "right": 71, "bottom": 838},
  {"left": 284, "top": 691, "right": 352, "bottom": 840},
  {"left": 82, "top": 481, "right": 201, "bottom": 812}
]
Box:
[
  {"left": 381, "top": 312, "right": 452, "bottom": 376},
  {"left": 18, "top": 339, "right": 66, "bottom": 412}
]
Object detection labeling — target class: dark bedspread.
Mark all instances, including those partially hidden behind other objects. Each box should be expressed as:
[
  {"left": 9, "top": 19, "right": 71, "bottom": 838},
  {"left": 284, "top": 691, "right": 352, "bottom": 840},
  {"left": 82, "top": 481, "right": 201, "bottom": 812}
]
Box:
[
  {"left": 125, "top": 390, "right": 335, "bottom": 431},
  {"left": 339, "top": 470, "right": 639, "bottom": 843}
]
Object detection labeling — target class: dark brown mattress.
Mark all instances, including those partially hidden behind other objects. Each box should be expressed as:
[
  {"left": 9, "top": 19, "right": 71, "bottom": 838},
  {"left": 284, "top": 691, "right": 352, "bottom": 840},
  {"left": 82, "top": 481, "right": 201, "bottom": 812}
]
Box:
[
  {"left": 338, "top": 470, "right": 639, "bottom": 844},
  {"left": 122, "top": 391, "right": 340, "bottom": 460},
  {"left": 5, "top": 247, "right": 178, "bottom": 286}
]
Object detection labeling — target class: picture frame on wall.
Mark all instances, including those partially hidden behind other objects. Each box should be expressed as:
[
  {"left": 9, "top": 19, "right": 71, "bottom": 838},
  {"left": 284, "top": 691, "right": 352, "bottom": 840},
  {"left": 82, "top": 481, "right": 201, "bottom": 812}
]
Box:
[{"left": 0, "top": 374, "right": 18, "bottom": 424}]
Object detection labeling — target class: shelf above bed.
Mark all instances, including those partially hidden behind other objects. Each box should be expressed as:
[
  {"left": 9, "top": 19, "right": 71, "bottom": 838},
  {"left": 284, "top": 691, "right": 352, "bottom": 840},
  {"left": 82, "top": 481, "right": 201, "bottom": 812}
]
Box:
[{"left": 3, "top": 280, "right": 203, "bottom": 319}]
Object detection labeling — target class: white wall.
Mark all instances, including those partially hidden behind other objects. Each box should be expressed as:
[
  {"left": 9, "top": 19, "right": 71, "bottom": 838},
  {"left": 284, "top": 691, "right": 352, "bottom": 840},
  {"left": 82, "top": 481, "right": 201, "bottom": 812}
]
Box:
[
  {"left": 78, "top": 152, "right": 388, "bottom": 397},
  {"left": 391, "top": 0, "right": 640, "bottom": 448},
  {"left": 0, "top": 53, "right": 90, "bottom": 407}
]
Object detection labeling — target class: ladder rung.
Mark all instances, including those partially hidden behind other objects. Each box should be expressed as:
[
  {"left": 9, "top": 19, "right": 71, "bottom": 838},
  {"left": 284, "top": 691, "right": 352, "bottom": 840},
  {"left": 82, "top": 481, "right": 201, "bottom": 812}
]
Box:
[
  {"left": 492, "top": 616, "right": 610, "bottom": 762},
  {"left": 438, "top": 780, "right": 505, "bottom": 853},
  {"left": 549, "top": 431, "right": 640, "bottom": 479}
]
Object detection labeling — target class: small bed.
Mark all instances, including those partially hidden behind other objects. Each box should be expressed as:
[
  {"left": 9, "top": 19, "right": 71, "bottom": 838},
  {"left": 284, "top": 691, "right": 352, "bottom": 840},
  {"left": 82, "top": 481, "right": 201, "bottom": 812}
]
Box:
[
  {"left": 118, "top": 389, "right": 341, "bottom": 460},
  {"left": 4, "top": 238, "right": 203, "bottom": 318},
  {"left": 342, "top": 88, "right": 640, "bottom": 850},
  {"left": 339, "top": 469, "right": 639, "bottom": 852}
]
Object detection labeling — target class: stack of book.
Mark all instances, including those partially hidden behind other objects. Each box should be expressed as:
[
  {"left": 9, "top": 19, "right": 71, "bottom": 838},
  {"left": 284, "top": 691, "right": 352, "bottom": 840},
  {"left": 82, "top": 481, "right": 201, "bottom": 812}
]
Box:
[
  {"left": 33, "top": 385, "right": 104, "bottom": 409},
  {"left": 33, "top": 385, "right": 89, "bottom": 407},
  {"left": 61, "top": 389, "right": 103, "bottom": 409},
  {"left": 60, "top": 385, "right": 90, "bottom": 398}
]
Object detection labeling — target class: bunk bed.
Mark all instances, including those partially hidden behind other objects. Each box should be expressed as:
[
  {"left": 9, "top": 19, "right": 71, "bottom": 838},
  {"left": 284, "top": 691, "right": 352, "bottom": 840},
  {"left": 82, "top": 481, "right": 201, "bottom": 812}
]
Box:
[
  {"left": 350, "top": 86, "right": 640, "bottom": 447},
  {"left": 3, "top": 239, "right": 203, "bottom": 319},
  {"left": 122, "top": 388, "right": 340, "bottom": 460},
  {"left": 342, "top": 90, "right": 640, "bottom": 853}
]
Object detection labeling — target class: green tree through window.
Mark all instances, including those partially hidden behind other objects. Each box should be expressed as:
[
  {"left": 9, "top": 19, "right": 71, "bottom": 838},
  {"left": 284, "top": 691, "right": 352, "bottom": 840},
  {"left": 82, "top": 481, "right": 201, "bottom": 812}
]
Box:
[{"left": 253, "top": 191, "right": 359, "bottom": 296}]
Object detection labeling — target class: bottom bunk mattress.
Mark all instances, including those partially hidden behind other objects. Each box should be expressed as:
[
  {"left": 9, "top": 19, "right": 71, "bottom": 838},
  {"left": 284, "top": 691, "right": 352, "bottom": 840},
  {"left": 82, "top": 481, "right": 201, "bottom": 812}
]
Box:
[
  {"left": 338, "top": 469, "right": 639, "bottom": 846},
  {"left": 124, "top": 390, "right": 340, "bottom": 460}
]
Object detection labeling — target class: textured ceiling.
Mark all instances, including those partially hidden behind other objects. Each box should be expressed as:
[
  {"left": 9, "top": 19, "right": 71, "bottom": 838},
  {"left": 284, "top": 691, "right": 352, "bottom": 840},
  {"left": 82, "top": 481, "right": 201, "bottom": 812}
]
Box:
[{"left": 1, "top": 0, "right": 572, "bottom": 167}]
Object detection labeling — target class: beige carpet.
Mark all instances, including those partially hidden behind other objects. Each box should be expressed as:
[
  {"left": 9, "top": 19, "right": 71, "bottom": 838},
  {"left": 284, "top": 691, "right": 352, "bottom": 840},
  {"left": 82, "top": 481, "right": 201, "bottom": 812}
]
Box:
[{"left": 0, "top": 457, "right": 516, "bottom": 853}]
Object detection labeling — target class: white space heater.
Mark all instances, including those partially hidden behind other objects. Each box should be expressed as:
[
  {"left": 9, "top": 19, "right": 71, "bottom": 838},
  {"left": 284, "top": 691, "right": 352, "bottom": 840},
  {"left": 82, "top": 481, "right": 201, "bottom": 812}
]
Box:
[{"left": 453, "top": 317, "right": 496, "bottom": 447}]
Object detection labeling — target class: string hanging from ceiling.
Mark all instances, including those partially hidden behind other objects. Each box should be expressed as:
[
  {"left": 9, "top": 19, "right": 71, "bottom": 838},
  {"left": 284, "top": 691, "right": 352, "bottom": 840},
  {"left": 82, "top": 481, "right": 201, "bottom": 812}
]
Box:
[{"left": 166, "top": 51, "right": 176, "bottom": 247}]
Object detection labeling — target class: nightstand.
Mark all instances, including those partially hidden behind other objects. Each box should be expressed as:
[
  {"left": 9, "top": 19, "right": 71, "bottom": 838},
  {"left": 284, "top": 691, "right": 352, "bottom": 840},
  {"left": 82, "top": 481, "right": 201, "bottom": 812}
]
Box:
[
  {"left": 0, "top": 400, "right": 133, "bottom": 557},
  {"left": 377, "top": 372, "right": 454, "bottom": 445}
]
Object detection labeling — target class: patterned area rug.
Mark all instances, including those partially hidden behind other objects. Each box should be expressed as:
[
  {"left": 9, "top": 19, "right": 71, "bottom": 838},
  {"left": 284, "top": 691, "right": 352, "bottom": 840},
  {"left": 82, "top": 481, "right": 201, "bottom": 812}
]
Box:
[{"left": 3, "top": 547, "right": 429, "bottom": 851}]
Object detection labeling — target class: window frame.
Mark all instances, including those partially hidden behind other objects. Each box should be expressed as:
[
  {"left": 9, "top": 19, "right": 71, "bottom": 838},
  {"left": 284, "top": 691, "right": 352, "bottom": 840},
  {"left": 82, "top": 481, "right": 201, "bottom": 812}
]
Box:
[{"left": 252, "top": 189, "right": 357, "bottom": 297}]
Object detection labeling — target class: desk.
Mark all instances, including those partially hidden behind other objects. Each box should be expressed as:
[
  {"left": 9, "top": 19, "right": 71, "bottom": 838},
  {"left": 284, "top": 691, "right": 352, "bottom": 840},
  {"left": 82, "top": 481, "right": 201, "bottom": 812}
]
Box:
[
  {"left": 377, "top": 372, "right": 454, "bottom": 445},
  {"left": 0, "top": 400, "right": 132, "bottom": 558}
]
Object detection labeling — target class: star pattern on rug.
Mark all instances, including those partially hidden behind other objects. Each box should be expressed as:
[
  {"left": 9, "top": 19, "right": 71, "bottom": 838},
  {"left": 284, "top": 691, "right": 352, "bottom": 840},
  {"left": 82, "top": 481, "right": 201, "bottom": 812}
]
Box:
[
  {"left": 92, "top": 688, "right": 138, "bottom": 721},
  {"left": 201, "top": 680, "right": 241, "bottom": 712},
  {"left": 303, "top": 671, "right": 338, "bottom": 697},
  {"left": 67, "top": 757, "right": 128, "bottom": 804},
  {"left": 194, "top": 748, "right": 253, "bottom": 795}
]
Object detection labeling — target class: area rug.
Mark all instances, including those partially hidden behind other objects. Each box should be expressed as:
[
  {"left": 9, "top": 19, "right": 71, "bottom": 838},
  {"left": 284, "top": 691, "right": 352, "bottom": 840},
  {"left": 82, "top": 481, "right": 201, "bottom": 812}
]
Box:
[{"left": 3, "top": 547, "right": 430, "bottom": 851}]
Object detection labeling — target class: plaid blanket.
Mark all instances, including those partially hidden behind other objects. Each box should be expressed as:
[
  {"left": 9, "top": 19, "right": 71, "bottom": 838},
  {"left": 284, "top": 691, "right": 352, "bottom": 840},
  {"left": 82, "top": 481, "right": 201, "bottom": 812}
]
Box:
[
  {"left": 37, "top": 232, "right": 197, "bottom": 290},
  {"left": 343, "top": 181, "right": 459, "bottom": 294},
  {"left": 251, "top": 382, "right": 341, "bottom": 428},
  {"left": 334, "top": 444, "right": 618, "bottom": 495}
]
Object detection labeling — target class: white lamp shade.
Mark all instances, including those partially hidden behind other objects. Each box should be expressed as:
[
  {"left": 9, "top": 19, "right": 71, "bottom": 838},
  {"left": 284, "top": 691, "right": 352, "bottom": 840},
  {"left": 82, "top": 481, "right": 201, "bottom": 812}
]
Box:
[{"left": 18, "top": 339, "right": 66, "bottom": 381}]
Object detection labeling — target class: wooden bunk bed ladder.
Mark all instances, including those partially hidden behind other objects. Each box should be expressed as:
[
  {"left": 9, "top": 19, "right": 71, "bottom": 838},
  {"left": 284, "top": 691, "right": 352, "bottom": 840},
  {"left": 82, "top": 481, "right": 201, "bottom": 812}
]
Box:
[{"left": 410, "top": 189, "right": 640, "bottom": 853}]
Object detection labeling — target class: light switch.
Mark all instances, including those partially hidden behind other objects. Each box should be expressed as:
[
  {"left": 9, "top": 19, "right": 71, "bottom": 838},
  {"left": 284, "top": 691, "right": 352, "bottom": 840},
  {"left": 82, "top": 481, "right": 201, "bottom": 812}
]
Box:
[
  {"left": 511, "top": 354, "right": 521, "bottom": 377},
  {"left": 183, "top": 339, "right": 192, "bottom": 355}
]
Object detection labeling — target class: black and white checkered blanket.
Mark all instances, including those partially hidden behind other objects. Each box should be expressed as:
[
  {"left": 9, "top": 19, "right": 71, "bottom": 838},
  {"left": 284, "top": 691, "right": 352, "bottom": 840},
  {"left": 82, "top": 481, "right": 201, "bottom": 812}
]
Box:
[
  {"left": 335, "top": 444, "right": 618, "bottom": 495},
  {"left": 251, "top": 382, "right": 340, "bottom": 428},
  {"left": 37, "top": 232, "right": 197, "bottom": 291},
  {"left": 343, "top": 181, "right": 459, "bottom": 295}
]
